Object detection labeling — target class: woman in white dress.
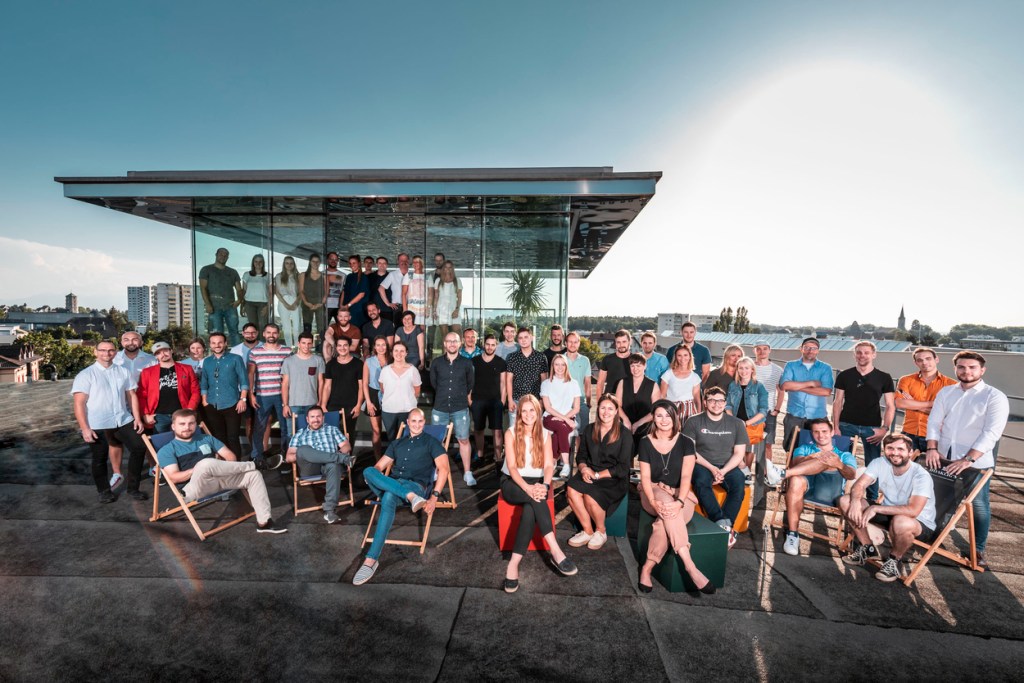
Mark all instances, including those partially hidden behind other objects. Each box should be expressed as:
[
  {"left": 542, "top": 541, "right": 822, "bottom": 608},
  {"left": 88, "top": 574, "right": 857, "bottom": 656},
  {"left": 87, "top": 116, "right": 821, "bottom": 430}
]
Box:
[
  {"left": 660, "top": 345, "right": 702, "bottom": 422},
  {"left": 274, "top": 255, "right": 301, "bottom": 346},
  {"left": 430, "top": 260, "right": 463, "bottom": 346},
  {"left": 402, "top": 255, "right": 429, "bottom": 327}
]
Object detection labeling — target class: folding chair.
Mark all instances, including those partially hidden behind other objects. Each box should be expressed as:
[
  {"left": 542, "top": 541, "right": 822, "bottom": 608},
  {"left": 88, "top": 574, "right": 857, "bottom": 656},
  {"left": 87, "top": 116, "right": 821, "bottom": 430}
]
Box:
[
  {"left": 290, "top": 411, "right": 355, "bottom": 516},
  {"left": 360, "top": 421, "right": 455, "bottom": 554},
  {"left": 768, "top": 429, "right": 855, "bottom": 548},
  {"left": 145, "top": 429, "right": 256, "bottom": 541}
]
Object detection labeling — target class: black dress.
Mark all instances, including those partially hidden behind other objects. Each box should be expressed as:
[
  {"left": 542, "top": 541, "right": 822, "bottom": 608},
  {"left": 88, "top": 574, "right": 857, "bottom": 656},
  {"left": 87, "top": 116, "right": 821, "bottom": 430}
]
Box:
[
  {"left": 566, "top": 423, "right": 633, "bottom": 510},
  {"left": 620, "top": 376, "right": 655, "bottom": 450}
]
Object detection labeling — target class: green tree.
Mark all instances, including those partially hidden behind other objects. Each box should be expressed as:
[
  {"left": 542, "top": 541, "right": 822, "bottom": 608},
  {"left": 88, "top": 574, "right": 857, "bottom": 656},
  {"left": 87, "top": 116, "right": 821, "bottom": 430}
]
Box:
[
  {"left": 713, "top": 307, "right": 734, "bottom": 332},
  {"left": 16, "top": 331, "right": 93, "bottom": 378},
  {"left": 577, "top": 335, "right": 604, "bottom": 366},
  {"left": 145, "top": 324, "right": 195, "bottom": 353},
  {"left": 108, "top": 307, "right": 132, "bottom": 335},
  {"left": 734, "top": 306, "right": 751, "bottom": 334}
]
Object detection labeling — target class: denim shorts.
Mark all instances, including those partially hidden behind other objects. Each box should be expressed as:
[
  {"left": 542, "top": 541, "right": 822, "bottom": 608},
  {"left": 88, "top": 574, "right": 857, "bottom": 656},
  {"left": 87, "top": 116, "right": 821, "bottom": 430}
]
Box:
[{"left": 432, "top": 408, "right": 470, "bottom": 441}]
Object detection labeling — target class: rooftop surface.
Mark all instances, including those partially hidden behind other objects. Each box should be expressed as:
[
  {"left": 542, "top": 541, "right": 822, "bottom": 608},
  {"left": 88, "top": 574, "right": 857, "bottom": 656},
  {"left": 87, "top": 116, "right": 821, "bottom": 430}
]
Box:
[{"left": 2, "top": 382, "right": 1022, "bottom": 680}]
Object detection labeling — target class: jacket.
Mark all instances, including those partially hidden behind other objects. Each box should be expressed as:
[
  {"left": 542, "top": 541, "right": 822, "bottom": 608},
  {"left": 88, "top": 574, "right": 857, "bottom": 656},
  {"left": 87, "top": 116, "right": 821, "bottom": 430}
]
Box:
[
  {"left": 137, "top": 362, "right": 201, "bottom": 423},
  {"left": 726, "top": 380, "right": 769, "bottom": 425}
]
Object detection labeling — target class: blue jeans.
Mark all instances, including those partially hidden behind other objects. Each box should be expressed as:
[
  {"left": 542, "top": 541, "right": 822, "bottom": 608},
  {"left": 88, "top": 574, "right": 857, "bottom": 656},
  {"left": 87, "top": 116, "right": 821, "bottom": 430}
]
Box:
[
  {"left": 252, "top": 394, "right": 284, "bottom": 460},
  {"left": 839, "top": 422, "right": 882, "bottom": 501},
  {"left": 432, "top": 408, "right": 470, "bottom": 441},
  {"left": 576, "top": 402, "right": 590, "bottom": 435},
  {"left": 973, "top": 470, "right": 993, "bottom": 553},
  {"left": 152, "top": 413, "right": 174, "bottom": 434},
  {"left": 363, "top": 467, "right": 429, "bottom": 561},
  {"left": 208, "top": 307, "right": 240, "bottom": 346},
  {"left": 903, "top": 433, "right": 928, "bottom": 453},
  {"left": 691, "top": 465, "right": 746, "bottom": 525}
]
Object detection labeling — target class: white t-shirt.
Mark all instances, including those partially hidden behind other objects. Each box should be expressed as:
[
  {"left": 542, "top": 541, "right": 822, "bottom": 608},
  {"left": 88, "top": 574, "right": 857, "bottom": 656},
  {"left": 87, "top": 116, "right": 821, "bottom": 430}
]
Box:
[
  {"left": 864, "top": 459, "right": 937, "bottom": 531},
  {"left": 325, "top": 267, "right": 343, "bottom": 307},
  {"left": 501, "top": 430, "right": 550, "bottom": 478},
  {"left": 379, "top": 269, "right": 409, "bottom": 306},
  {"left": 379, "top": 364, "right": 422, "bottom": 413},
  {"left": 540, "top": 378, "right": 581, "bottom": 415},
  {"left": 71, "top": 363, "right": 135, "bottom": 430},
  {"left": 274, "top": 272, "right": 298, "bottom": 303},
  {"left": 242, "top": 272, "right": 270, "bottom": 303},
  {"left": 755, "top": 361, "right": 783, "bottom": 410},
  {"left": 661, "top": 369, "right": 701, "bottom": 403}
]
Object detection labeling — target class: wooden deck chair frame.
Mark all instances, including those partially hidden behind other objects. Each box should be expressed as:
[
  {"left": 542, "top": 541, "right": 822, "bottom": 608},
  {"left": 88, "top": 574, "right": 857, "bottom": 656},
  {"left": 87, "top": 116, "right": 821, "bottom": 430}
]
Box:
[
  {"left": 290, "top": 411, "right": 355, "bottom": 515},
  {"left": 145, "top": 425, "right": 256, "bottom": 541},
  {"left": 769, "top": 428, "right": 857, "bottom": 548},
  {"left": 360, "top": 421, "right": 454, "bottom": 554}
]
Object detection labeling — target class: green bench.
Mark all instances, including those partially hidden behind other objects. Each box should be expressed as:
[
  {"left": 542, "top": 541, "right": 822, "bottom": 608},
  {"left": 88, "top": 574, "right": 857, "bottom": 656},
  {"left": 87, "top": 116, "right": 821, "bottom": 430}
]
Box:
[{"left": 637, "top": 508, "right": 728, "bottom": 592}]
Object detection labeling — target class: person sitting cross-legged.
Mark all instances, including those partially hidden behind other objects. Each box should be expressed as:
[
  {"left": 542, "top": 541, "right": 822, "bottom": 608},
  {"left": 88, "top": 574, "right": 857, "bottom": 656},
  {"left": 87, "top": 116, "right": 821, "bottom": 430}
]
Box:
[
  {"left": 155, "top": 409, "right": 287, "bottom": 534},
  {"left": 354, "top": 408, "right": 450, "bottom": 586},
  {"left": 838, "top": 433, "right": 937, "bottom": 582},
  {"left": 286, "top": 405, "right": 354, "bottom": 524},
  {"left": 763, "top": 418, "right": 857, "bottom": 556}
]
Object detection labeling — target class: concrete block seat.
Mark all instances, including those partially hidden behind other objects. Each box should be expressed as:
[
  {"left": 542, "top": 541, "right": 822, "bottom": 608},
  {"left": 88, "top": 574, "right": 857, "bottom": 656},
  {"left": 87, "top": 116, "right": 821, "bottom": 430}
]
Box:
[
  {"left": 570, "top": 493, "right": 628, "bottom": 538},
  {"left": 637, "top": 507, "right": 729, "bottom": 592}
]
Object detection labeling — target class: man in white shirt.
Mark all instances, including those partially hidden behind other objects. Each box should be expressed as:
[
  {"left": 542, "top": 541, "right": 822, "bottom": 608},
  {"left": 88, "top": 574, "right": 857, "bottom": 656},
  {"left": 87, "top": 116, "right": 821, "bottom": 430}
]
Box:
[
  {"left": 378, "top": 252, "right": 411, "bottom": 326},
  {"left": 925, "top": 351, "right": 1009, "bottom": 567},
  {"left": 108, "top": 330, "right": 156, "bottom": 490}
]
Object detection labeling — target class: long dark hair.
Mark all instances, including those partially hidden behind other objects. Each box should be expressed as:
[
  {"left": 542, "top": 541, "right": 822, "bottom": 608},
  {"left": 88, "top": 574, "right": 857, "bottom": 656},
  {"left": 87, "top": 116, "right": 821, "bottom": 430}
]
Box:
[
  {"left": 591, "top": 393, "right": 622, "bottom": 444},
  {"left": 306, "top": 253, "right": 321, "bottom": 276},
  {"left": 649, "top": 399, "right": 680, "bottom": 439}
]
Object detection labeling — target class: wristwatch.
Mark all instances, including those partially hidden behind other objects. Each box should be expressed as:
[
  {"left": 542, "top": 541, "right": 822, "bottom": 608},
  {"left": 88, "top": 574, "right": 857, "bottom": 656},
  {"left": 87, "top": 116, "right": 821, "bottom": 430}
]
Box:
[{"left": 430, "top": 490, "right": 440, "bottom": 498}]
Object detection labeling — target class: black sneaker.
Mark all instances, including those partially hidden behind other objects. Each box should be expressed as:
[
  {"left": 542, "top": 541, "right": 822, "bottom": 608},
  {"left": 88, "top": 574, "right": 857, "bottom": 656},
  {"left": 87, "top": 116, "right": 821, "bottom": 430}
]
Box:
[
  {"left": 842, "top": 543, "right": 881, "bottom": 566},
  {"left": 98, "top": 490, "right": 117, "bottom": 504},
  {"left": 256, "top": 454, "right": 284, "bottom": 471},
  {"left": 875, "top": 557, "right": 905, "bottom": 583},
  {"left": 126, "top": 489, "right": 148, "bottom": 501},
  {"left": 256, "top": 518, "right": 288, "bottom": 534}
]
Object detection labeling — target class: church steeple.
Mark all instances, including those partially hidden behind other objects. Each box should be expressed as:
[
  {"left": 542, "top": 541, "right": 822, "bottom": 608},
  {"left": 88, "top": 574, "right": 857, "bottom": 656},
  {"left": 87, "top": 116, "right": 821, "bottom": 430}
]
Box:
[{"left": 898, "top": 306, "right": 906, "bottom": 331}]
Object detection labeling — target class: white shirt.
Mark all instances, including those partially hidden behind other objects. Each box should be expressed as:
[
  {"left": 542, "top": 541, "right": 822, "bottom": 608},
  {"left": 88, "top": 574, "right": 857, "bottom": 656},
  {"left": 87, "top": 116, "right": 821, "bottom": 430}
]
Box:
[
  {"left": 540, "top": 378, "right": 581, "bottom": 415},
  {"left": 864, "top": 459, "right": 937, "bottom": 531},
  {"left": 661, "top": 369, "right": 701, "bottom": 403},
  {"left": 379, "top": 269, "right": 409, "bottom": 306},
  {"left": 379, "top": 364, "right": 422, "bottom": 413},
  {"left": 926, "top": 380, "right": 1009, "bottom": 470},
  {"left": 71, "top": 362, "right": 135, "bottom": 429},
  {"left": 501, "top": 430, "right": 550, "bottom": 478},
  {"left": 755, "top": 361, "right": 783, "bottom": 410},
  {"left": 112, "top": 350, "right": 156, "bottom": 385},
  {"left": 231, "top": 342, "right": 262, "bottom": 367}
]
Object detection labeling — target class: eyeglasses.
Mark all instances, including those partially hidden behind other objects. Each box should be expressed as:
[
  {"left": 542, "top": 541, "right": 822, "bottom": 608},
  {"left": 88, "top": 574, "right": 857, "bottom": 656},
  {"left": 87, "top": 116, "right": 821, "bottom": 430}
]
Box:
[{"left": 706, "top": 398, "right": 727, "bottom": 404}]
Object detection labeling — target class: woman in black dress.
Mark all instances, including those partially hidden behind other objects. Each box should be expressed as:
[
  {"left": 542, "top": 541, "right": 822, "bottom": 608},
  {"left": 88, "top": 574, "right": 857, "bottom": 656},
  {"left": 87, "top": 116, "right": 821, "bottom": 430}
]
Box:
[
  {"left": 566, "top": 394, "right": 634, "bottom": 550},
  {"left": 616, "top": 353, "right": 661, "bottom": 451},
  {"left": 637, "top": 400, "right": 714, "bottom": 594}
]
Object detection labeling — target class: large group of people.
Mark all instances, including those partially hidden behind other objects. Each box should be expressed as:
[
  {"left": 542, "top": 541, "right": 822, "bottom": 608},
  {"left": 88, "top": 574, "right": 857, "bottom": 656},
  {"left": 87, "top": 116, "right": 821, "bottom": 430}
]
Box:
[{"left": 72, "top": 303, "right": 1009, "bottom": 591}]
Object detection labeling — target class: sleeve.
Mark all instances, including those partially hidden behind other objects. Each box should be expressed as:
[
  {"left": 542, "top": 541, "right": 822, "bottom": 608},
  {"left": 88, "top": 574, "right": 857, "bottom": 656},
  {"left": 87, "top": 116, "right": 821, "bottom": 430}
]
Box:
[
  {"left": 136, "top": 367, "right": 151, "bottom": 412},
  {"left": 540, "top": 380, "right": 551, "bottom": 398},
  {"left": 880, "top": 372, "right": 895, "bottom": 395},
  {"left": 575, "top": 428, "right": 593, "bottom": 468},
  {"left": 71, "top": 369, "right": 92, "bottom": 396},
  {"left": 793, "top": 444, "right": 814, "bottom": 458},
  {"left": 925, "top": 387, "right": 951, "bottom": 442},
  {"left": 780, "top": 362, "right": 795, "bottom": 384},
  {"left": 756, "top": 383, "right": 769, "bottom": 412},
  {"left": 430, "top": 438, "right": 446, "bottom": 459},
  {"left": 332, "top": 426, "right": 347, "bottom": 444},
  {"left": 734, "top": 419, "right": 750, "bottom": 446},
  {"left": 429, "top": 361, "right": 439, "bottom": 389},
  {"left": 206, "top": 434, "right": 226, "bottom": 452},
  {"left": 636, "top": 437, "right": 651, "bottom": 465},
  {"left": 465, "top": 359, "right": 475, "bottom": 389},
  {"left": 570, "top": 380, "right": 582, "bottom": 398},
  {"left": 681, "top": 418, "right": 698, "bottom": 443},
  {"left": 183, "top": 366, "right": 200, "bottom": 409},
  {"left": 411, "top": 367, "right": 422, "bottom": 387},
  {"left": 820, "top": 364, "right": 835, "bottom": 389},
  {"left": 839, "top": 450, "right": 858, "bottom": 468},
  {"left": 660, "top": 370, "right": 672, "bottom": 384},
  {"left": 236, "top": 355, "right": 250, "bottom": 391},
  {"left": 833, "top": 370, "right": 849, "bottom": 392},
  {"left": 972, "top": 389, "right": 1010, "bottom": 454},
  {"left": 911, "top": 467, "right": 935, "bottom": 498},
  {"left": 862, "top": 457, "right": 883, "bottom": 483},
  {"left": 156, "top": 443, "right": 177, "bottom": 470},
  {"left": 316, "top": 357, "right": 326, "bottom": 373},
  {"left": 679, "top": 434, "right": 697, "bottom": 457},
  {"left": 384, "top": 440, "right": 398, "bottom": 459}
]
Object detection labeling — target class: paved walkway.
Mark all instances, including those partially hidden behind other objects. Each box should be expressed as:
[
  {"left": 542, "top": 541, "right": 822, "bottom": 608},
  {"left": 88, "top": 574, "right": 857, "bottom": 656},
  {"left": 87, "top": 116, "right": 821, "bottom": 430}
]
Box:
[{"left": 1, "top": 382, "right": 1022, "bottom": 681}]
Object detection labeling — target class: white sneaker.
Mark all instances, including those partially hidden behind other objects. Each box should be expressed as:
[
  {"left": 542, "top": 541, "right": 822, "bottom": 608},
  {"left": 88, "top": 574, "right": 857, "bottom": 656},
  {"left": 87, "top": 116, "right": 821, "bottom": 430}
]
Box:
[
  {"left": 763, "top": 461, "right": 785, "bottom": 488},
  {"left": 463, "top": 471, "right": 477, "bottom": 487},
  {"left": 109, "top": 473, "right": 124, "bottom": 490},
  {"left": 783, "top": 533, "right": 800, "bottom": 556},
  {"left": 587, "top": 530, "right": 608, "bottom": 550},
  {"left": 558, "top": 462, "right": 571, "bottom": 479},
  {"left": 568, "top": 530, "right": 593, "bottom": 547}
]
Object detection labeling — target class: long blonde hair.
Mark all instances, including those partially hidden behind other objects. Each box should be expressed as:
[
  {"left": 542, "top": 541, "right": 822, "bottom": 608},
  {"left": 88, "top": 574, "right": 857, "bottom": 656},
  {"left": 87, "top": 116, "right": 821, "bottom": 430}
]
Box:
[
  {"left": 672, "top": 345, "right": 694, "bottom": 372},
  {"left": 514, "top": 395, "right": 545, "bottom": 470}
]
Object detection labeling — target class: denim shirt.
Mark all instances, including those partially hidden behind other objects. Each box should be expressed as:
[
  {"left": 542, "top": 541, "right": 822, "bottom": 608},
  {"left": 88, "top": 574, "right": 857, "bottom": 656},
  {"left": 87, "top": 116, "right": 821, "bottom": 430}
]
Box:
[
  {"left": 200, "top": 353, "right": 250, "bottom": 410},
  {"left": 726, "top": 381, "right": 769, "bottom": 425}
]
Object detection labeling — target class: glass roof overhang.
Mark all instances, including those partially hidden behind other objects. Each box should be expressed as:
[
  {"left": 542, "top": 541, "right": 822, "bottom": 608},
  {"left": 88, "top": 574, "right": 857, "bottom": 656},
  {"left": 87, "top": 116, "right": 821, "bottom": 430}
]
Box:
[{"left": 55, "top": 168, "right": 660, "bottom": 277}]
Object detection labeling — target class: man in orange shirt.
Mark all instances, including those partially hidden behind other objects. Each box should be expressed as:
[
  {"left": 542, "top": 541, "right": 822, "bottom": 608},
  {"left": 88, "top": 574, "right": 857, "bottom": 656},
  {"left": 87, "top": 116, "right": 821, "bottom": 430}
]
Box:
[{"left": 895, "top": 347, "right": 956, "bottom": 453}]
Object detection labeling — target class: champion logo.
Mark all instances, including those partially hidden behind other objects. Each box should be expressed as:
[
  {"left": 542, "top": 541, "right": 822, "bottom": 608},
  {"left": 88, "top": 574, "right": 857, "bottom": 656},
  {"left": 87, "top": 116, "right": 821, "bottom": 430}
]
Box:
[{"left": 700, "top": 428, "right": 733, "bottom": 436}]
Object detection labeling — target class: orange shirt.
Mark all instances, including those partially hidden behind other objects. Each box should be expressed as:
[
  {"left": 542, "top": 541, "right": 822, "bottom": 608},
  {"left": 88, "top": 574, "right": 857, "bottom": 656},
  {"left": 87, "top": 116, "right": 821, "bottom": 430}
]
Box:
[{"left": 896, "top": 371, "right": 957, "bottom": 436}]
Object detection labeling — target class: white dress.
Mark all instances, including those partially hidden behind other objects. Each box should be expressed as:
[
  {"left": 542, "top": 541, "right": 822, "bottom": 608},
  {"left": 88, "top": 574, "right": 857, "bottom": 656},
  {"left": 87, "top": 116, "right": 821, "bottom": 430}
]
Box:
[
  {"left": 432, "top": 278, "right": 462, "bottom": 325},
  {"left": 274, "top": 272, "right": 301, "bottom": 346}
]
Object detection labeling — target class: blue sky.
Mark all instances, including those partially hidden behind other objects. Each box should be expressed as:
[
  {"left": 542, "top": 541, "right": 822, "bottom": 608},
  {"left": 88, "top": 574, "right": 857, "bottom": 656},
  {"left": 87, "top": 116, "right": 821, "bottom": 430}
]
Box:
[{"left": 2, "top": 1, "right": 1021, "bottom": 330}]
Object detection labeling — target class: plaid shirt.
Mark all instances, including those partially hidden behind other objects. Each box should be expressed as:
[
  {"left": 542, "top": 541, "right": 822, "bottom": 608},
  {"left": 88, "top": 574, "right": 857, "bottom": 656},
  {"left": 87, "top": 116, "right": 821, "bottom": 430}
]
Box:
[{"left": 289, "top": 425, "right": 346, "bottom": 452}]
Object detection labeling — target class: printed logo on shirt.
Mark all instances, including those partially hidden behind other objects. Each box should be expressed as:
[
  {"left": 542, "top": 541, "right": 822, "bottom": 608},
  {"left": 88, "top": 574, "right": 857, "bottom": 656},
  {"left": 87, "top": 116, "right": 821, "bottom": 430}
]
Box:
[{"left": 700, "top": 428, "right": 733, "bottom": 436}]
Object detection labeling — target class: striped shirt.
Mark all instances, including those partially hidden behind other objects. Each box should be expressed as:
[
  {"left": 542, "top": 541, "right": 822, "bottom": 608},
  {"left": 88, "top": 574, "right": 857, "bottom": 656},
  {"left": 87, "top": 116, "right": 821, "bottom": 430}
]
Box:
[
  {"left": 248, "top": 345, "right": 292, "bottom": 396},
  {"left": 755, "top": 361, "right": 784, "bottom": 410},
  {"left": 289, "top": 425, "right": 347, "bottom": 452}
]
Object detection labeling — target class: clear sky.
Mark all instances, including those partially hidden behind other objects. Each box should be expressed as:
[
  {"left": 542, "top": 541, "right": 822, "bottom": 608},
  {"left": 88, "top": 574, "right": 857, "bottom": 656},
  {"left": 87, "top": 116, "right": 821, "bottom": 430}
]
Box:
[{"left": 1, "top": 0, "right": 1021, "bottom": 331}]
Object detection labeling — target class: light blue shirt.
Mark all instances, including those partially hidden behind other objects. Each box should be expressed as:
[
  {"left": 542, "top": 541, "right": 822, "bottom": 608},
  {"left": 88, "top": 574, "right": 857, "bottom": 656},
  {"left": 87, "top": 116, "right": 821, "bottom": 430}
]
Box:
[
  {"left": 200, "top": 352, "right": 250, "bottom": 411},
  {"left": 642, "top": 352, "right": 669, "bottom": 384},
  {"left": 781, "top": 359, "right": 834, "bottom": 419}
]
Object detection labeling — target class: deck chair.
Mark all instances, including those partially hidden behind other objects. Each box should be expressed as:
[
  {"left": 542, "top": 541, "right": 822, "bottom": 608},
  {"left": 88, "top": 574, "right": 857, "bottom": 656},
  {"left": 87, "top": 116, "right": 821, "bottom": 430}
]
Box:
[
  {"left": 145, "top": 428, "right": 256, "bottom": 541},
  {"left": 290, "top": 411, "right": 355, "bottom": 516},
  {"left": 768, "top": 429, "right": 855, "bottom": 548},
  {"left": 360, "top": 421, "right": 455, "bottom": 554}
]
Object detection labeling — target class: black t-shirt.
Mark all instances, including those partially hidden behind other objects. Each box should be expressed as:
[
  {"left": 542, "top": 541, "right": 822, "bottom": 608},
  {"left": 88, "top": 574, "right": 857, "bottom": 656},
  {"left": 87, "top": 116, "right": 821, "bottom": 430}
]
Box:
[
  {"left": 705, "top": 367, "right": 735, "bottom": 394},
  {"left": 638, "top": 434, "right": 696, "bottom": 488},
  {"left": 600, "top": 354, "right": 630, "bottom": 397},
  {"left": 834, "top": 367, "right": 894, "bottom": 427},
  {"left": 323, "top": 357, "right": 364, "bottom": 411},
  {"left": 472, "top": 355, "right": 507, "bottom": 401},
  {"left": 368, "top": 271, "right": 387, "bottom": 309},
  {"left": 543, "top": 346, "right": 565, "bottom": 368},
  {"left": 362, "top": 318, "right": 396, "bottom": 344},
  {"left": 155, "top": 366, "right": 181, "bottom": 414}
]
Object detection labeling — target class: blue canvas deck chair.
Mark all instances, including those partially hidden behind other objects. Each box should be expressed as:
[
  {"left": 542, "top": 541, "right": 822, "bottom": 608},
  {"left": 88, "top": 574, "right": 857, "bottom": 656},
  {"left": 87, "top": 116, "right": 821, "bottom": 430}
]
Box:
[{"left": 290, "top": 410, "right": 355, "bottom": 516}]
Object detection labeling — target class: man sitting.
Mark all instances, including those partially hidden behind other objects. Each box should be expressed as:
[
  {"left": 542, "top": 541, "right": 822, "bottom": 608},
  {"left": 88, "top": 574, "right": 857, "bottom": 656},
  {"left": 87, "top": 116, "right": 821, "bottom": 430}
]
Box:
[
  {"left": 763, "top": 418, "right": 857, "bottom": 556},
  {"left": 838, "top": 433, "right": 936, "bottom": 582},
  {"left": 354, "top": 408, "right": 450, "bottom": 586},
  {"left": 286, "top": 405, "right": 354, "bottom": 525},
  {"left": 155, "top": 409, "right": 287, "bottom": 534}
]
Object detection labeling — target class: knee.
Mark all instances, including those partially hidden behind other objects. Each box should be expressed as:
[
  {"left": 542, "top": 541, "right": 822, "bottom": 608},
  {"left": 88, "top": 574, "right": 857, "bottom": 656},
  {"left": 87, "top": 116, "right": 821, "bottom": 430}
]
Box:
[
  {"left": 380, "top": 491, "right": 400, "bottom": 510},
  {"left": 891, "top": 515, "right": 917, "bottom": 539}
]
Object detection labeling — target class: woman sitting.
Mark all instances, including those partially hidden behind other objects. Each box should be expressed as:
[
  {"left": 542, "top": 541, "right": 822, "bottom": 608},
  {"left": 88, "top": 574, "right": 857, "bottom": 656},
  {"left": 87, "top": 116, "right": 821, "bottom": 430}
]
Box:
[
  {"left": 566, "top": 394, "right": 633, "bottom": 550},
  {"left": 540, "top": 354, "right": 582, "bottom": 479},
  {"left": 616, "top": 353, "right": 661, "bottom": 450},
  {"left": 637, "top": 400, "right": 715, "bottom": 594},
  {"left": 501, "top": 395, "right": 578, "bottom": 593},
  {"left": 726, "top": 356, "right": 769, "bottom": 475}
]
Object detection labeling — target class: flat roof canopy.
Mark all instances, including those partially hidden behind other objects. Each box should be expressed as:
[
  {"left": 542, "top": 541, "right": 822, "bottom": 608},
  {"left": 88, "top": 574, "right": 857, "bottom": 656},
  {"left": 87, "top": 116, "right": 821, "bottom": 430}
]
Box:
[{"left": 56, "top": 167, "right": 660, "bottom": 276}]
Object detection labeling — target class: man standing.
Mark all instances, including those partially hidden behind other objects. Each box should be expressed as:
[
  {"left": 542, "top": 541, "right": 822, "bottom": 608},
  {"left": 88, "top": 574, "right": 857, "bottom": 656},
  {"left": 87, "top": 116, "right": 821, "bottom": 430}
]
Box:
[
  {"left": 137, "top": 341, "right": 200, "bottom": 433},
  {"left": 280, "top": 332, "right": 325, "bottom": 445},
  {"left": 321, "top": 336, "right": 364, "bottom": 440},
  {"left": 286, "top": 405, "right": 353, "bottom": 524},
  {"left": 109, "top": 330, "right": 156, "bottom": 489},
  {"left": 378, "top": 252, "right": 411, "bottom": 326},
  {"left": 763, "top": 418, "right": 857, "bottom": 556},
  {"left": 780, "top": 338, "right": 834, "bottom": 452},
  {"left": 324, "top": 251, "right": 344, "bottom": 323},
  {"left": 595, "top": 329, "right": 631, "bottom": 399},
  {"left": 640, "top": 332, "right": 669, "bottom": 385},
  {"left": 683, "top": 386, "right": 750, "bottom": 547},
  {"left": 472, "top": 334, "right": 507, "bottom": 462},
  {"left": 752, "top": 339, "right": 785, "bottom": 505},
  {"left": 200, "top": 332, "right": 249, "bottom": 460},
  {"left": 431, "top": 332, "right": 476, "bottom": 486},
  {"left": 360, "top": 301, "right": 395, "bottom": 356},
  {"left": 833, "top": 341, "right": 895, "bottom": 502},
  {"left": 665, "top": 322, "right": 712, "bottom": 381},
  {"left": 564, "top": 332, "right": 593, "bottom": 433},
  {"left": 496, "top": 322, "right": 519, "bottom": 360},
  {"left": 840, "top": 434, "right": 936, "bottom": 582},
  {"left": 323, "top": 307, "right": 362, "bottom": 360},
  {"left": 895, "top": 347, "right": 957, "bottom": 453},
  {"left": 705, "top": 344, "right": 743, "bottom": 394},
  {"left": 460, "top": 327, "right": 482, "bottom": 360},
  {"left": 543, "top": 324, "right": 567, "bottom": 367},
  {"left": 71, "top": 341, "right": 148, "bottom": 503},
  {"left": 505, "top": 327, "right": 549, "bottom": 419},
  {"left": 156, "top": 409, "right": 286, "bottom": 534},
  {"left": 199, "top": 247, "right": 243, "bottom": 345},
  {"left": 231, "top": 322, "right": 262, "bottom": 367},
  {"left": 247, "top": 323, "right": 292, "bottom": 462},
  {"left": 925, "top": 351, "right": 1009, "bottom": 567},
  {"left": 368, "top": 256, "right": 390, "bottom": 312}
]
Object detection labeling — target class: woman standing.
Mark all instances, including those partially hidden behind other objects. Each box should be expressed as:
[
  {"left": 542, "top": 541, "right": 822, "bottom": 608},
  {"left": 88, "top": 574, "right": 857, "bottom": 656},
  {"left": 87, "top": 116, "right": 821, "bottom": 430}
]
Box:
[
  {"left": 181, "top": 337, "right": 207, "bottom": 376},
  {"left": 430, "top": 260, "right": 463, "bottom": 346},
  {"left": 616, "top": 353, "right": 661, "bottom": 448},
  {"left": 540, "top": 354, "right": 581, "bottom": 480},
  {"left": 501, "top": 395, "right": 578, "bottom": 593},
  {"left": 274, "top": 256, "right": 301, "bottom": 346},
  {"left": 660, "top": 346, "right": 702, "bottom": 423},
  {"left": 566, "top": 394, "right": 633, "bottom": 550},
  {"left": 377, "top": 341, "right": 422, "bottom": 441},
  {"left": 240, "top": 254, "right": 271, "bottom": 331},
  {"left": 726, "top": 357, "right": 769, "bottom": 473},
  {"left": 402, "top": 255, "right": 429, "bottom": 328},
  {"left": 637, "top": 400, "right": 715, "bottom": 594},
  {"left": 343, "top": 254, "right": 370, "bottom": 328},
  {"left": 394, "top": 310, "right": 426, "bottom": 371},
  {"left": 363, "top": 336, "right": 391, "bottom": 458},
  {"left": 298, "top": 253, "right": 326, "bottom": 337}
]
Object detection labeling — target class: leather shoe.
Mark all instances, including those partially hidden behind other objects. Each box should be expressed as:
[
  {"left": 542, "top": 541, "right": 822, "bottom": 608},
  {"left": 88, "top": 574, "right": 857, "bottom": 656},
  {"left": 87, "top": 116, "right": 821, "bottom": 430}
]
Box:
[{"left": 637, "top": 580, "right": 653, "bottom": 594}]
